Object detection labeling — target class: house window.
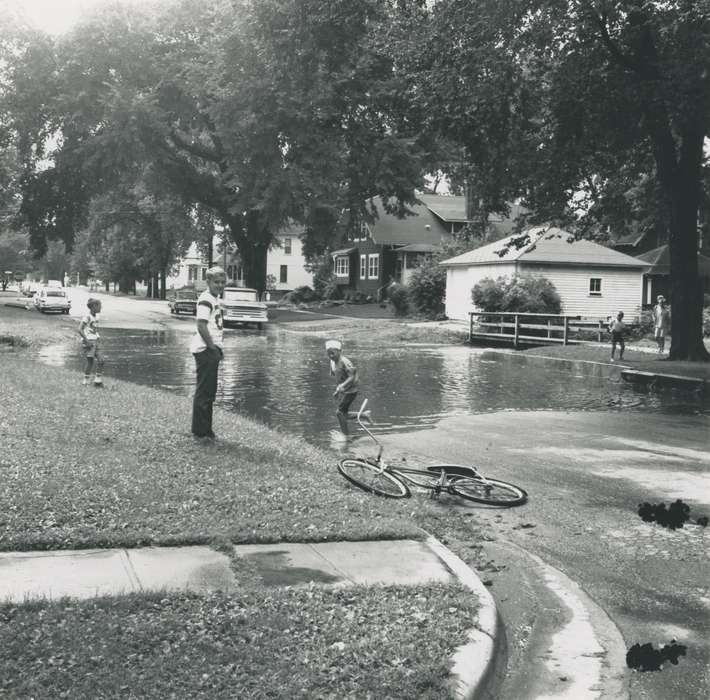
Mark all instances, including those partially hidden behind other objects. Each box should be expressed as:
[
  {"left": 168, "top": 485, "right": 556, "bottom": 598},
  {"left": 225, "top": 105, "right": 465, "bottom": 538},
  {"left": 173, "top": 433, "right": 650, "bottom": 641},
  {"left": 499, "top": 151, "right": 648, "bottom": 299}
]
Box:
[
  {"left": 368, "top": 253, "right": 380, "bottom": 280},
  {"left": 188, "top": 265, "right": 198, "bottom": 281},
  {"left": 201, "top": 268, "right": 207, "bottom": 281},
  {"left": 353, "top": 222, "right": 370, "bottom": 242},
  {"left": 335, "top": 256, "right": 349, "bottom": 277},
  {"left": 589, "top": 278, "right": 602, "bottom": 296},
  {"left": 360, "top": 254, "right": 367, "bottom": 280},
  {"left": 280, "top": 265, "right": 288, "bottom": 284},
  {"left": 237, "top": 265, "right": 243, "bottom": 281},
  {"left": 283, "top": 237, "right": 292, "bottom": 255}
]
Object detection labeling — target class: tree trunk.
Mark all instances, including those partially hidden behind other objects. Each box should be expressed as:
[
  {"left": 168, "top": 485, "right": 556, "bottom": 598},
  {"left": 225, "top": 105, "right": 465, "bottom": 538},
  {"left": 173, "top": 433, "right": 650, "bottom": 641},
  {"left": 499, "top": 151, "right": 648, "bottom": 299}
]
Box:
[
  {"left": 160, "top": 268, "right": 166, "bottom": 300},
  {"left": 240, "top": 242, "right": 268, "bottom": 295},
  {"left": 661, "top": 129, "right": 710, "bottom": 361}
]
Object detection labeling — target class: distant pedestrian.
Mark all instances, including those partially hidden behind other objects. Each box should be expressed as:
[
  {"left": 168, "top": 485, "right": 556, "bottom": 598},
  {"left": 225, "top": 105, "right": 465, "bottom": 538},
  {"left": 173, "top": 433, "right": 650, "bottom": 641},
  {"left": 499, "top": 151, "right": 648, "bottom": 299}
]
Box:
[
  {"left": 190, "top": 266, "right": 226, "bottom": 439},
  {"left": 608, "top": 310, "right": 626, "bottom": 362},
  {"left": 78, "top": 297, "right": 104, "bottom": 386},
  {"left": 325, "top": 339, "right": 372, "bottom": 437},
  {"left": 652, "top": 295, "right": 671, "bottom": 353}
]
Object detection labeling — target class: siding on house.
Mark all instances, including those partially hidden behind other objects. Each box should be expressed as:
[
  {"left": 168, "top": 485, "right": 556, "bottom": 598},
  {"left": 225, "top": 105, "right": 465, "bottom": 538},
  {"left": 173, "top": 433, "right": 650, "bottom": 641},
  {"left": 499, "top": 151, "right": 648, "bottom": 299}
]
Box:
[
  {"left": 267, "top": 233, "right": 314, "bottom": 291},
  {"left": 445, "top": 263, "right": 516, "bottom": 320},
  {"left": 521, "top": 264, "right": 644, "bottom": 320}
]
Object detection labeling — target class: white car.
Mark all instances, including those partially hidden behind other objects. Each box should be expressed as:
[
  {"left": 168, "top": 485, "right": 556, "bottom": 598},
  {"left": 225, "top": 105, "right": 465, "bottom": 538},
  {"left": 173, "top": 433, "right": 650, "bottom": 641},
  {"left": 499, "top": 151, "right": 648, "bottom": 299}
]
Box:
[
  {"left": 221, "top": 287, "right": 268, "bottom": 329},
  {"left": 34, "top": 286, "right": 71, "bottom": 314}
]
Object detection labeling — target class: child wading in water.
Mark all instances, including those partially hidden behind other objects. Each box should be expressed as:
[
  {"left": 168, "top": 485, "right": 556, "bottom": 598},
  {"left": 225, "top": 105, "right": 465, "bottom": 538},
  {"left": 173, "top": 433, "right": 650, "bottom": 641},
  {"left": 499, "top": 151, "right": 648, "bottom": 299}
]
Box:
[
  {"left": 78, "top": 297, "right": 104, "bottom": 386},
  {"left": 608, "top": 310, "right": 626, "bottom": 362},
  {"left": 325, "top": 339, "right": 372, "bottom": 437}
]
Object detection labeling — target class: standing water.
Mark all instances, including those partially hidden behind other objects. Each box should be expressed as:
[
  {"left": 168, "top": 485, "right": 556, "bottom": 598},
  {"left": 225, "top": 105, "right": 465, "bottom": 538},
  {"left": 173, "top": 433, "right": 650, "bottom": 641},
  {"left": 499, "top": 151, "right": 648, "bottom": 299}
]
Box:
[{"left": 36, "top": 327, "right": 708, "bottom": 448}]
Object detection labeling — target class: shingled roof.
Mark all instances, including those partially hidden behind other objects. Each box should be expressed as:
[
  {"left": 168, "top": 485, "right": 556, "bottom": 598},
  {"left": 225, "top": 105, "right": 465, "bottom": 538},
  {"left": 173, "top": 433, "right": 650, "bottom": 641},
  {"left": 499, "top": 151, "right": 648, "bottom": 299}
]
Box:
[
  {"left": 637, "top": 245, "right": 710, "bottom": 276},
  {"left": 440, "top": 227, "right": 650, "bottom": 268}
]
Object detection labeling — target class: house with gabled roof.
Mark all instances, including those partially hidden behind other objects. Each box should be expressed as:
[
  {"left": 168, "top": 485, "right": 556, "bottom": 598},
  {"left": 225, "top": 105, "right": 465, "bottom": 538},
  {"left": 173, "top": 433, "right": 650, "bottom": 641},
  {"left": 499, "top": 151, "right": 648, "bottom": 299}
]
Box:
[
  {"left": 440, "top": 226, "right": 650, "bottom": 321},
  {"left": 331, "top": 194, "right": 525, "bottom": 299},
  {"left": 636, "top": 244, "right": 710, "bottom": 306}
]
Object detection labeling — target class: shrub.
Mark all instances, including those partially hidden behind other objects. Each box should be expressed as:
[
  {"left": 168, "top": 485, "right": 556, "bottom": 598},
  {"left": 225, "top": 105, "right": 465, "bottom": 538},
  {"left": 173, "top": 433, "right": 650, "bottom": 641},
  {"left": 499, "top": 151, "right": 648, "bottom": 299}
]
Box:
[
  {"left": 321, "top": 280, "right": 342, "bottom": 300},
  {"left": 306, "top": 255, "right": 335, "bottom": 298},
  {"left": 408, "top": 259, "right": 446, "bottom": 318},
  {"left": 703, "top": 293, "right": 710, "bottom": 308},
  {"left": 388, "top": 283, "right": 410, "bottom": 316},
  {"left": 704, "top": 308, "right": 710, "bottom": 337},
  {"left": 282, "top": 286, "right": 317, "bottom": 304},
  {"left": 343, "top": 290, "right": 369, "bottom": 304},
  {"left": 472, "top": 274, "right": 561, "bottom": 314}
]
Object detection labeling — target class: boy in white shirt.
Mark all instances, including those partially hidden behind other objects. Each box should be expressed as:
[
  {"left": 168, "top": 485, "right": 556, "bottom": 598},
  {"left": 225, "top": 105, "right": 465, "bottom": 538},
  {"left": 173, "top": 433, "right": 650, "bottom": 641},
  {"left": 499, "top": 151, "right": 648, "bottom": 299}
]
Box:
[
  {"left": 608, "top": 310, "right": 626, "bottom": 362},
  {"left": 190, "top": 267, "right": 226, "bottom": 439},
  {"left": 78, "top": 297, "right": 104, "bottom": 386}
]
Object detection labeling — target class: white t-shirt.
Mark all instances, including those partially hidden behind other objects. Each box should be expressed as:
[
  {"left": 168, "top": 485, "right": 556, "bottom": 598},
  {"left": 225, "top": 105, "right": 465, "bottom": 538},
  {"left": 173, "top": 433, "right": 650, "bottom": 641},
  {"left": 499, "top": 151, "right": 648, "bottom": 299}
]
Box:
[
  {"left": 81, "top": 313, "right": 100, "bottom": 341},
  {"left": 189, "top": 290, "right": 224, "bottom": 353}
]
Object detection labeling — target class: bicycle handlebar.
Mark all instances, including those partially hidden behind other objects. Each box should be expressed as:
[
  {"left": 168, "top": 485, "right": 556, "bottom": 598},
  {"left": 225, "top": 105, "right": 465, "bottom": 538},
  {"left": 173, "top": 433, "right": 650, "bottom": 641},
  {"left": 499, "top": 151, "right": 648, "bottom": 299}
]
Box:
[{"left": 357, "top": 398, "right": 369, "bottom": 420}]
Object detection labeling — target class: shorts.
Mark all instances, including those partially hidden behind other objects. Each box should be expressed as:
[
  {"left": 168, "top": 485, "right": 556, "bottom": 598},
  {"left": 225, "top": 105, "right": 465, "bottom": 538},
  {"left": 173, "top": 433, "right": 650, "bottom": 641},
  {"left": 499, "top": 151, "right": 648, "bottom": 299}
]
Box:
[
  {"left": 654, "top": 328, "right": 665, "bottom": 339},
  {"left": 337, "top": 392, "right": 357, "bottom": 414},
  {"left": 83, "top": 339, "right": 101, "bottom": 359},
  {"left": 611, "top": 331, "right": 624, "bottom": 343}
]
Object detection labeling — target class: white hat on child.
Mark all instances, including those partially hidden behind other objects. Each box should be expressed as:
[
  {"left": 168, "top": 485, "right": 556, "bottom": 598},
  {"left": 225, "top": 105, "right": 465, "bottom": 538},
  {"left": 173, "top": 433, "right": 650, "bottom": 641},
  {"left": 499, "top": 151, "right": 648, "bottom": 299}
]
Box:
[{"left": 325, "top": 340, "right": 342, "bottom": 351}]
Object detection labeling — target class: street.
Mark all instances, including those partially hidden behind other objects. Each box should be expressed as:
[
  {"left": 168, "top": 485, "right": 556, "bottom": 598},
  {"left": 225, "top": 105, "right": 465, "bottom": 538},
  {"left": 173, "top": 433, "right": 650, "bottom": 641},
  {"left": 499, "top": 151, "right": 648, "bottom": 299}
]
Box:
[{"left": 381, "top": 412, "right": 709, "bottom": 700}]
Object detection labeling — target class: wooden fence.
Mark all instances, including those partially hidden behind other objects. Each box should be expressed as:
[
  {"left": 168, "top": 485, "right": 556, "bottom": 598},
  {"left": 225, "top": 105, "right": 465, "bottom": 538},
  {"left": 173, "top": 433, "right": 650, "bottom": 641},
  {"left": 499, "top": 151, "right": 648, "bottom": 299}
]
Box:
[{"left": 468, "top": 311, "right": 611, "bottom": 348}]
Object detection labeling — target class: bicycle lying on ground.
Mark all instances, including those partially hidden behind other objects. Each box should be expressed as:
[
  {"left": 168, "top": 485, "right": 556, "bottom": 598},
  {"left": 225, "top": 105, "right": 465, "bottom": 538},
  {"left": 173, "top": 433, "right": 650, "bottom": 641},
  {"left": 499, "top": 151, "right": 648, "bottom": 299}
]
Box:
[{"left": 337, "top": 400, "right": 528, "bottom": 506}]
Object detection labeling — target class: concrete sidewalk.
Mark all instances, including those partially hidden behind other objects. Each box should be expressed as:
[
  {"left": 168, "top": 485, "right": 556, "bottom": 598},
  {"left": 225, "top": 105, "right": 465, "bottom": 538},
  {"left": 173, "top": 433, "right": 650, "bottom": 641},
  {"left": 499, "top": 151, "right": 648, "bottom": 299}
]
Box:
[{"left": 0, "top": 538, "right": 500, "bottom": 700}]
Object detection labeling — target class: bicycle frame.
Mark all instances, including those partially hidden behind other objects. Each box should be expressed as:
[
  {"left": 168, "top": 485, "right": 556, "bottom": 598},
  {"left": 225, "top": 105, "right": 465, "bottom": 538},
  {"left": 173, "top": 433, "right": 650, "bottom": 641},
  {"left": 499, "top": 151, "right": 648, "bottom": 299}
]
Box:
[
  {"left": 355, "top": 399, "right": 488, "bottom": 489},
  {"left": 354, "top": 400, "right": 457, "bottom": 495}
]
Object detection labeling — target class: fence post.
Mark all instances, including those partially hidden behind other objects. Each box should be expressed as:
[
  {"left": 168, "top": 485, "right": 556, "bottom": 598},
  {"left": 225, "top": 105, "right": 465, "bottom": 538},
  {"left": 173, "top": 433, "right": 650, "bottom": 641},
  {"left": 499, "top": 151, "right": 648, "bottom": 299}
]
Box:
[
  {"left": 547, "top": 318, "right": 551, "bottom": 339},
  {"left": 514, "top": 314, "right": 519, "bottom": 348},
  {"left": 563, "top": 316, "right": 569, "bottom": 345},
  {"left": 469, "top": 312, "right": 473, "bottom": 344},
  {"left": 598, "top": 319, "right": 603, "bottom": 342}
]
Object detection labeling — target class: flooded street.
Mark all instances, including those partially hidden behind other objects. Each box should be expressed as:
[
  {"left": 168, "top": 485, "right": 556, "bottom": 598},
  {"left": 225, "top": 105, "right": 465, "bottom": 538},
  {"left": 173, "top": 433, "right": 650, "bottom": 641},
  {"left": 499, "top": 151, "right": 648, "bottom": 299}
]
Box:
[{"left": 36, "top": 324, "right": 708, "bottom": 449}]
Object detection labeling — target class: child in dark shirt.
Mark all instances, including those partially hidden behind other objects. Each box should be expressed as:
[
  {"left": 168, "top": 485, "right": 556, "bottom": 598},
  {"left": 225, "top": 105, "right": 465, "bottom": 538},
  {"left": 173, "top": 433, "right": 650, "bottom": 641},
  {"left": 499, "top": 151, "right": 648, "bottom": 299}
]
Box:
[{"left": 608, "top": 310, "right": 626, "bottom": 362}]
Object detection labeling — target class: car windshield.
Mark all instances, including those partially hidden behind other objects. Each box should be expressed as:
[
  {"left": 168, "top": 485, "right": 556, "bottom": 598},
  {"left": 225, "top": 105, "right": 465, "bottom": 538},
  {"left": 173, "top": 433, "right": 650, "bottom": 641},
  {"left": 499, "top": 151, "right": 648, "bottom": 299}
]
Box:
[
  {"left": 223, "top": 289, "right": 258, "bottom": 302},
  {"left": 46, "top": 290, "right": 66, "bottom": 297},
  {"left": 176, "top": 291, "right": 196, "bottom": 300}
]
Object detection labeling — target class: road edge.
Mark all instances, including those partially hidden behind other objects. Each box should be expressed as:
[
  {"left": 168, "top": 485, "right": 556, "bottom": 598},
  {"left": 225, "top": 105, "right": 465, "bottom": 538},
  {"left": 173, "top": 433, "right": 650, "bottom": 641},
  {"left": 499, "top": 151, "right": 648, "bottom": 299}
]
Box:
[{"left": 425, "top": 535, "right": 506, "bottom": 700}]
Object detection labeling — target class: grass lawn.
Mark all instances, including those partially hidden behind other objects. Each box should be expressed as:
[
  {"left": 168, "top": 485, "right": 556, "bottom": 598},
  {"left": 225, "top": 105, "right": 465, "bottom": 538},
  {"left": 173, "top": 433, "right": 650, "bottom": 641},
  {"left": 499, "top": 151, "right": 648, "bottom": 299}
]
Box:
[
  {"left": 0, "top": 584, "right": 478, "bottom": 699},
  {"left": 1, "top": 303, "right": 490, "bottom": 698}
]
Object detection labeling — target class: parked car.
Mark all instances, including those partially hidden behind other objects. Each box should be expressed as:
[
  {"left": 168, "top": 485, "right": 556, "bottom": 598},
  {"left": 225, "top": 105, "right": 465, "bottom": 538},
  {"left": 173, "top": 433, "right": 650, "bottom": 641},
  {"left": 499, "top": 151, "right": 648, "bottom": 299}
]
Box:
[
  {"left": 21, "top": 281, "right": 40, "bottom": 297},
  {"left": 46, "top": 279, "right": 64, "bottom": 289},
  {"left": 33, "top": 286, "right": 71, "bottom": 314},
  {"left": 168, "top": 289, "right": 198, "bottom": 316},
  {"left": 221, "top": 287, "right": 268, "bottom": 329}
]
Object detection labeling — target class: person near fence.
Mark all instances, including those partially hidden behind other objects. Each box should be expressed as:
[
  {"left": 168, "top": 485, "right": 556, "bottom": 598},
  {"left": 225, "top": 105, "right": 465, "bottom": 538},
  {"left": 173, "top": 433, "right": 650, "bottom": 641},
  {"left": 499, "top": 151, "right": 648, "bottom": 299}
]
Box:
[
  {"left": 190, "top": 266, "right": 226, "bottom": 439},
  {"left": 652, "top": 295, "right": 671, "bottom": 354},
  {"left": 608, "top": 310, "right": 626, "bottom": 362}
]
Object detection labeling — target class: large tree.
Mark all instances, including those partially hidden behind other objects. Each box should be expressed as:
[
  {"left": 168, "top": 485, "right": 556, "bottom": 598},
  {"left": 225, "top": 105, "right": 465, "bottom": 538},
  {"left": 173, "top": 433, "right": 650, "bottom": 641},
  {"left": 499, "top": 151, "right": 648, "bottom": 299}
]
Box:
[{"left": 421, "top": 0, "right": 710, "bottom": 360}]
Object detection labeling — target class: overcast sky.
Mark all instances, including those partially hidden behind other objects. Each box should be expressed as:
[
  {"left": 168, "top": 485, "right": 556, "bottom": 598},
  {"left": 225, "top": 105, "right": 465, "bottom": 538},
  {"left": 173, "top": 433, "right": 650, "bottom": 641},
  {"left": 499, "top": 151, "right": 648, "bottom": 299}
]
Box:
[{"left": 5, "top": 0, "right": 130, "bottom": 35}]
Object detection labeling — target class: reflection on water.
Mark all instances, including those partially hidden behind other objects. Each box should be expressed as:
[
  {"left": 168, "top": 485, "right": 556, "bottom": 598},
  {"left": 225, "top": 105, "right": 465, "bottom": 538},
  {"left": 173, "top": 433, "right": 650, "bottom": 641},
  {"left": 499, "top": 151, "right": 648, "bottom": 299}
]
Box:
[{"left": 36, "top": 328, "right": 709, "bottom": 448}]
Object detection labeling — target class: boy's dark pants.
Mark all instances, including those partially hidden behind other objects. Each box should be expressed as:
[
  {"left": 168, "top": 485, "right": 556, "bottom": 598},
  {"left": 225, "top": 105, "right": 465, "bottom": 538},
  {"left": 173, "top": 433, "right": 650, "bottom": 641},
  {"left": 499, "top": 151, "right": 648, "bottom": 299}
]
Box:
[{"left": 192, "top": 348, "right": 221, "bottom": 436}]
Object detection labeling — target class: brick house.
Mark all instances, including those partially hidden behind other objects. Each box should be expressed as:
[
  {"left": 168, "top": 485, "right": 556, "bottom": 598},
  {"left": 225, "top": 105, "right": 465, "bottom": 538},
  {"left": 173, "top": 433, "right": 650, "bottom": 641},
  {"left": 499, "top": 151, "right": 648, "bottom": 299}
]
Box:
[{"left": 331, "top": 194, "right": 525, "bottom": 298}]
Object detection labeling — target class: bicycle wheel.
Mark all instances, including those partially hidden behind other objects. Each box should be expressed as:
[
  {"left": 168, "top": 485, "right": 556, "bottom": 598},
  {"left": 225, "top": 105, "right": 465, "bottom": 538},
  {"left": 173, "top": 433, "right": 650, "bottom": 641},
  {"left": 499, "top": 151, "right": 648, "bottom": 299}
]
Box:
[
  {"left": 338, "top": 459, "right": 410, "bottom": 498},
  {"left": 450, "top": 475, "right": 527, "bottom": 506}
]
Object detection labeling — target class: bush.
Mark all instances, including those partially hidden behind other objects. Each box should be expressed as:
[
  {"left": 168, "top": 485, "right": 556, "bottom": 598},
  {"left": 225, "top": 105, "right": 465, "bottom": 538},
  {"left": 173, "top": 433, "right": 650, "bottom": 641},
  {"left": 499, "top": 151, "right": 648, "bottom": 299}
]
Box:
[
  {"left": 703, "top": 293, "right": 710, "bottom": 308},
  {"left": 388, "top": 283, "right": 410, "bottom": 316},
  {"left": 472, "top": 274, "right": 561, "bottom": 314},
  {"left": 282, "top": 285, "right": 317, "bottom": 304},
  {"left": 704, "top": 308, "right": 710, "bottom": 337},
  {"left": 408, "top": 259, "right": 446, "bottom": 318},
  {"left": 306, "top": 255, "right": 335, "bottom": 298},
  {"left": 321, "top": 280, "right": 342, "bottom": 300},
  {"left": 343, "top": 290, "right": 369, "bottom": 304}
]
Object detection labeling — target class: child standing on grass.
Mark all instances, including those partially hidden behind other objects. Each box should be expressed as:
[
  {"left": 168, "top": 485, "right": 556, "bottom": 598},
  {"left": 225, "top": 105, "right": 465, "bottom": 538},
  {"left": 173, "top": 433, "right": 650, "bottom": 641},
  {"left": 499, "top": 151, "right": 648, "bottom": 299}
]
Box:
[
  {"left": 608, "top": 310, "right": 626, "bottom": 362},
  {"left": 78, "top": 297, "right": 104, "bottom": 386},
  {"left": 325, "top": 339, "right": 372, "bottom": 437}
]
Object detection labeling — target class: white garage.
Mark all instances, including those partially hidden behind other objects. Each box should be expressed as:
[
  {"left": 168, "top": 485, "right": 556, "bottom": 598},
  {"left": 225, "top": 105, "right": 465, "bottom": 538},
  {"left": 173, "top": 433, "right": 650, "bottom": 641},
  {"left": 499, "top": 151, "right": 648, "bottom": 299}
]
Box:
[{"left": 441, "top": 227, "right": 649, "bottom": 322}]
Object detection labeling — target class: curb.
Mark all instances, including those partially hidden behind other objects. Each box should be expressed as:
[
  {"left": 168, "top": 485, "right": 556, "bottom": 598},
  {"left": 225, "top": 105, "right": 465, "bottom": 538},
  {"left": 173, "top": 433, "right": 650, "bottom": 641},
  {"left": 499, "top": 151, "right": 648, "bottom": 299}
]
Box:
[{"left": 426, "top": 535, "right": 505, "bottom": 700}]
